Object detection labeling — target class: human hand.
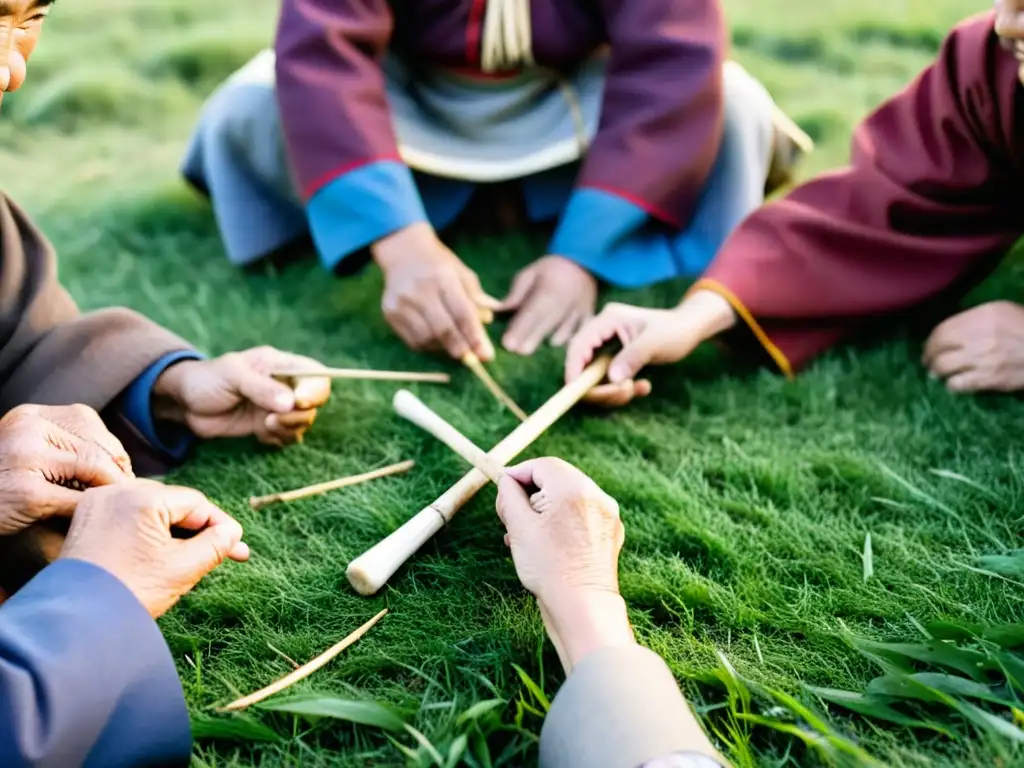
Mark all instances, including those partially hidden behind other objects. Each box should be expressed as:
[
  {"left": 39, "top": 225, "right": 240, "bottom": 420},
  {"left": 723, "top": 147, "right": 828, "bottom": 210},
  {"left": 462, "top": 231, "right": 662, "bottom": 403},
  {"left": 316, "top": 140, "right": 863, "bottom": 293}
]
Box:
[
  {"left": 564, "top": 290, "right": 736, "bottom": 407},
  {"left": 152, "top": 347, "right": 331, "bottom": 446},
  {"left": 922, "top": 301, "right": 1024, "bottom": 393},
  {"left": 373, "top": 222, "right": 497, "bottom": 361},
  {"left": 60, "top": 480, "right": 249, "bottom": 618},
  {"left": 0, "top": 404, "right": 134, "bottom": 535},
  {"left": 499, "top": 256, "right": 597, "bottom": 356},
  {"left": 496, "top": 458, "right": 633, "bottom": 672},
  {"left": 995, "top": 0, "right": 1024, "bottom": 80}
]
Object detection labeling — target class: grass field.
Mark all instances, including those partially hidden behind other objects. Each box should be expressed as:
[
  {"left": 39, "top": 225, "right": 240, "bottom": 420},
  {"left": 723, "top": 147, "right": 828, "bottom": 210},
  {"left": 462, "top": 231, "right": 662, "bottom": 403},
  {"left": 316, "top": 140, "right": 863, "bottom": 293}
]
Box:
[{"left": 5, "top": 1, "right": 1024, "bottom": 766}]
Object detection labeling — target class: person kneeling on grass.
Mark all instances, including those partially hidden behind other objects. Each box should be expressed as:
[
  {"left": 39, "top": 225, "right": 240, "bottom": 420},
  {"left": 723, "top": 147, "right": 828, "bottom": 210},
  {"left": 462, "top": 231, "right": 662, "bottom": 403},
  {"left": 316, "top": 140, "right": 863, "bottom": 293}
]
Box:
[
  {"left": 496, "top": 458, "right": 727, "bottom": 768},
  {"left": 182, "top": 0, "right": 811, "bottom": 363},
  {"left": 564, "top": 5, "right": 1024, "bottom": 405},
  {"left": 0, "top": 0, "right": 331, "bottom": 596}
]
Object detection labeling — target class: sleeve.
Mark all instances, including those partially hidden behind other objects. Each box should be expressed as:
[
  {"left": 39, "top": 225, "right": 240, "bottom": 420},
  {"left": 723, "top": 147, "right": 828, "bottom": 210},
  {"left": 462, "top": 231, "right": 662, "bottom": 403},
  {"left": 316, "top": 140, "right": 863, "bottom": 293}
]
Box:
[
  {"left": 0, "top": 559, "right": 191, "bottom": 768},
  {"left": 539, "top": 644, "right": 722, "bottom": 768},
  {"left": 275, "top": 0, "right": 427, "bottom": 271},
  {"left": 550, "top": 0, "right": 725, "bottom": 275},
  {"left": 0, "top": 194, "right": 198, "bottom": 468},
  {"left": 118, "top": 350, "right": 205, "bottom": 462},
  {"left": 695, "top": 13, "right": 1023, "bottom": 376}
]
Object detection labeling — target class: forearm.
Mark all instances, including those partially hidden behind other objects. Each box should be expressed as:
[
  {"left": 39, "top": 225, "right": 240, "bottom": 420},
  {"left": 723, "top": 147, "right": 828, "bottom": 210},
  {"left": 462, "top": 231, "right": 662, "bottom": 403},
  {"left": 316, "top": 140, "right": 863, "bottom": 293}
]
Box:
[{"left": 538, "top": 588, "right": 723, "bottom": 767}]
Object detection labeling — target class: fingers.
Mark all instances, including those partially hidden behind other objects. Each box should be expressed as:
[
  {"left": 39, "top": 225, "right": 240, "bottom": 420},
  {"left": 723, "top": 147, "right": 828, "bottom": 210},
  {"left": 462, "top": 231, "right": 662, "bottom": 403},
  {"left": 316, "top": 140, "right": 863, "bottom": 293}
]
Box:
[
  {"left": 497, "top": 266, "right": 538, "bottom": 313},
  {"left": 504, "top": 457, "right": 576, "bottom": 492},
  {"left": 259, "top": 409, "right": 318, "bottom": 446},
  {"left": 927, "top": 349, "right": 973, "bottom": 379},
  {"left": 389, "top": 306, "right": 433, "bottom": 351},
  {"left": 505, "top": 293, "right": 570, "bottom": 356},
  {"left": 496, "top": 473, "right": 537, "bottom": 534},
  {"left": 946, "top": 371, "right": 987, "bottom": 394},
  {"left": 44, "top": 405, "right": 134, "bottom": 478},
  {"left": 172, "top": 517, "right": 247, "bottom": 585},
  {"left": 921, "top": 322, "right": 959, "bottom": 367},
  {"left": 550, "top": 310, "right": 586, "bottom": 349},
  {"left": 234, "top": 361, "right": 296, "bottom": 414},
  {"left": 440, "top": 282, "right": 495, "bottom": 362},
  {"left": 582, "top": 379, "right": 652, "bottom": 407},
  {"left": 565, "top": 311, "right": 624, "bottom": 383},
  {"left": 45, "top": 439, "right": 135, "bottom": 489},
  {"left": 14, "top": 476, "right": 85, "bottom": 519},
  {"left": 421, "top": 295, "right": 472, "bottom": 360},
  {"left": 160, "top": 487, "right": 249, "bottom": 564},
  {"left": 608, "top": 331, "right": 661, "bottom": 383}
]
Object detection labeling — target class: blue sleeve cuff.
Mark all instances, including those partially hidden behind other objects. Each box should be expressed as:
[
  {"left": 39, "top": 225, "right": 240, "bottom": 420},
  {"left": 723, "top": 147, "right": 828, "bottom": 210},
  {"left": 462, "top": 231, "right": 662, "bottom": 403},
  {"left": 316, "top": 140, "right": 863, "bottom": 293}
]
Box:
[
  {"left": 549, "top": 188, "right": 708, "bottom": 288},
  {"left": 121, "top": 351, "right": 204, "bottom": 462},
  {"left": 307, "top": 161, "right": 428, "bottom": 272}
]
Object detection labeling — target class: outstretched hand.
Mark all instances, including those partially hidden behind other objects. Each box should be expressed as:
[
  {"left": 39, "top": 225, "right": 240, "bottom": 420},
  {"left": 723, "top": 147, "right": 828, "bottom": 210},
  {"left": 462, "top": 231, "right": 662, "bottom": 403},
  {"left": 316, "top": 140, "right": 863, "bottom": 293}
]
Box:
[
  {"left": 152, "top": 347, "right": 331, "bottom": 446},
  {"left": 500, "top": 256, "right": 596, "bottom": 356},
  {"left": 923, "top": 301, "right": 1024, "bottom": 394},
  {"left": 564, "top": 290, "right": 736, "bottom": 407}
]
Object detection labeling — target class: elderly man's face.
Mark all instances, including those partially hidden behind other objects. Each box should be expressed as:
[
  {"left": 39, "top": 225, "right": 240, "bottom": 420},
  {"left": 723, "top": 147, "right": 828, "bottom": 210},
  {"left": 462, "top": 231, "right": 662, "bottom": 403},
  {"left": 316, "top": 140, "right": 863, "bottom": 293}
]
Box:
[
  {"left": 0, "top": 0, "right": 52, "bottom": 109},
  {"left": 996, "top": 0, "right": 1024, "bottom": 83}
]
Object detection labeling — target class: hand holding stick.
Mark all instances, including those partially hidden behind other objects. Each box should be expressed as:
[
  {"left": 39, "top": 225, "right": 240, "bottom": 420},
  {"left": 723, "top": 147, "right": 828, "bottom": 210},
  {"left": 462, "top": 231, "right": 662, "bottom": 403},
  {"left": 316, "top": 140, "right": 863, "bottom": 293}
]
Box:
[
  {"left": 393, "top": 390, "right": 505, "bottom": 484},
  {"left": 347, "top": 355, "right": 612, "bottom": 595},
  {"left": 461, "top": 352, "right": 528, "bottom": 421}
]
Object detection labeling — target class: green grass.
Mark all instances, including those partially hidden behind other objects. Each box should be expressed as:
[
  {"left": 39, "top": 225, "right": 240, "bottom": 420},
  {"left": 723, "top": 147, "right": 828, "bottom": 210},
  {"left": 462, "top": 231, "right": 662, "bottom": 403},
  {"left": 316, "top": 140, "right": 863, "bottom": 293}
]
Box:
[{"left": 5, "top": 0, "right": 1024, "bottom": 765}]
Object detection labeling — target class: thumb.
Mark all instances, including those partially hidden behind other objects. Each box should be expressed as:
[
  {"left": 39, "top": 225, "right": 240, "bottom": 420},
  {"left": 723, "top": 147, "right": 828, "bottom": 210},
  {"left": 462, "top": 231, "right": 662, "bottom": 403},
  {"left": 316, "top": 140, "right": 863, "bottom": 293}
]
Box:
[
  {"left": 497, "top": 268, "right": 538, "bottom": 312},
  {"left": 170, "top": 518, "right": 245, "bottom": 587},
  {"left": 235, "top": 366, "right": 296, "bottom": 414},
  {"left": 496, "top": 474, "right": 538, "bottom": 537},
  {"left": 607, "top": 329, "right": 661, "bottom": 383}
]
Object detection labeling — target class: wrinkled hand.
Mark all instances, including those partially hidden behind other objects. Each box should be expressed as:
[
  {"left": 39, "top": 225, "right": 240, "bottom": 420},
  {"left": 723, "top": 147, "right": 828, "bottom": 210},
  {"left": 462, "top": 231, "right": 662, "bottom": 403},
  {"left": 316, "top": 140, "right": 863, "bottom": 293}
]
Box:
[
  {"left": 0, "top": 404, "right": 134, "bottom": 535},
  {"left": 500, "top": 256, "right": 597, "bottom": 356},
  {"left": 60, "top": 481, "right": 249, "bottom": 618},
  {"left": 923, "top": 301, "right": 1024, "bottom": 393},
  {"left": 152, "top": 347, "right": 331, "bottom": 446},
  {"left": 496, "top": 458, "right": 624, "bottom": 601},
  {"left": 496, "top": 458, "right": 633, "bottom": 672},
  {"left": 565, "top": 290, "right": 736, "bottom": 407},
  {"left": 374, "top": 222, "right": 496, "bottom": 361}
]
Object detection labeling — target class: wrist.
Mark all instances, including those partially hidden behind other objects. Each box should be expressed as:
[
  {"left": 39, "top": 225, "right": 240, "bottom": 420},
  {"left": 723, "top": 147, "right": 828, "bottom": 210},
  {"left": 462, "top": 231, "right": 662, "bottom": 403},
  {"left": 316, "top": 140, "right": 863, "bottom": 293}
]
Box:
[
  {"left": 372, "top": 221, "right": 439, "bottom": 274},
  {"left": 538, "top": 587, "right": 635, "bottom": 673},
  {"left": 151, "top": 361, "right": 199, "bottom": 423},
  {"left": 676, "top": 289, "right": 737, "bottom": 337}
]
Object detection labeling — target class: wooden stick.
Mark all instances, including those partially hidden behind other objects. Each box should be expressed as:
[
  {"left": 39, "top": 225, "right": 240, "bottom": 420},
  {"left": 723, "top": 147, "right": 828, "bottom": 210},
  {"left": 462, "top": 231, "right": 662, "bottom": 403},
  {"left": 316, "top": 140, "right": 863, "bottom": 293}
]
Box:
[
  {"left": 272, "top": 368, "right": 450, "bottom": 384},
  {"left": 218, "top": 609, "right": 388, "bottom": 712},
  {"left": 393, "top": 390, "right": 505, "bottom": 484},
  {"left": 249, "top": 460, "right": 415, "bottom": 510},
  {"left": 460, "top": 352, "right": 528, "bottom": 421},
  {"left": 347, "top": 355, "right": 612, "bottom": 595}
]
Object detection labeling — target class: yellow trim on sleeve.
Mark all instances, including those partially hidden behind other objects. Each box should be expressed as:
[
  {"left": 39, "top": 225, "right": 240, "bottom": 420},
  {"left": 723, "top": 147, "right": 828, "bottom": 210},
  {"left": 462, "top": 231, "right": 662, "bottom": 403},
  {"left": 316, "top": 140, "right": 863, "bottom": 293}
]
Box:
[{"left": 688, "top": 278, "right": 795, "bottom": 380}]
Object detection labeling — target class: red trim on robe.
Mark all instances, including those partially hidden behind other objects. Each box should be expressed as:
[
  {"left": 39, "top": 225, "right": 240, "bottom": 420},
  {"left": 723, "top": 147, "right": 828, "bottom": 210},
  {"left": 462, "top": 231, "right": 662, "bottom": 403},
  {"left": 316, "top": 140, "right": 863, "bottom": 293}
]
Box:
[
  {"left": 577, "top": 183, "right": 682, "bottom": 228},
  {"left": 466, "top": 0, "right": 487, "bottom": 66},
  {"left": 305, "top": 153, "right": 404, "bottom": 199}
]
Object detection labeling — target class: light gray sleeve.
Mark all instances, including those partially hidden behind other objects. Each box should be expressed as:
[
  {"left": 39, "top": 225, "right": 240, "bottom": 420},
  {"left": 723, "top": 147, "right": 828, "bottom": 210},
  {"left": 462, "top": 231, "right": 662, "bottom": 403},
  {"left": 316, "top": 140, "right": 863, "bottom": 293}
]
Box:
[{"left": 539, "top": 644, "right": 726, "bottom": 768}]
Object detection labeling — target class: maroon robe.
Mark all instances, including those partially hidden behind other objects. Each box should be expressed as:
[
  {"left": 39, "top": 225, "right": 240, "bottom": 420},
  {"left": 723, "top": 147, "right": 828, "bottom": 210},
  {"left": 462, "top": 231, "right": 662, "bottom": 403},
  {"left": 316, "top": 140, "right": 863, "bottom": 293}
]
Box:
[
  {"left": 693, "top": 12, "right": 1023, "bottom": 376},
  {"left": 275, "top": 0, "right": 725, "bottom": 229}
]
